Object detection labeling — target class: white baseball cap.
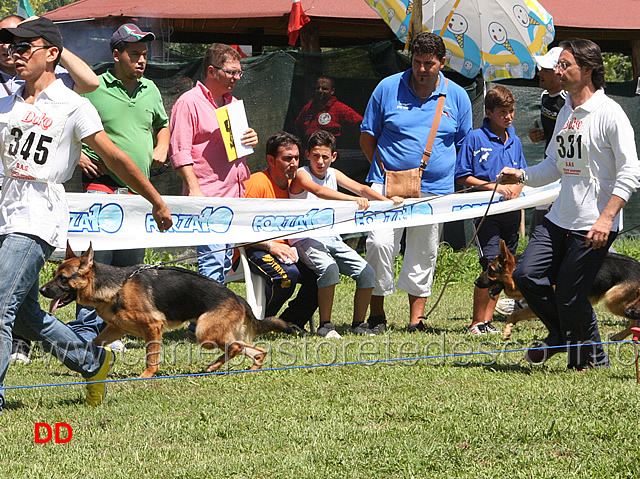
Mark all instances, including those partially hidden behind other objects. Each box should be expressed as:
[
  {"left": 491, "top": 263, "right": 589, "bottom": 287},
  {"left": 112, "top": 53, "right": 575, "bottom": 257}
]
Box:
[{"left": 533, "top": 46, "right": 563, "bottom": 70}]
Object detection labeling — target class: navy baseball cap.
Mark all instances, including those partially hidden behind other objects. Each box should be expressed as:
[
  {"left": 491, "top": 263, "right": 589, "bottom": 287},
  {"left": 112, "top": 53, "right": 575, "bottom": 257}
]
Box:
[
  {"left": 110, "top": 23, "right": 155, "bottom": 51},
  {"left": 0, "top": 16, "right": 63, "bottom": 51}
]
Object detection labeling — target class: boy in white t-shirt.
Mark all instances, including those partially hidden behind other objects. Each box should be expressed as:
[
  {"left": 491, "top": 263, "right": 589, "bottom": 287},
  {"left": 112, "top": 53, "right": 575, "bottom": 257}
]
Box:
[
  {"left": 289, "top": 130, "right": 402, "bottom": 337},
  {"left": 0, "top": 16, "right": 172, "bottom": 413}
]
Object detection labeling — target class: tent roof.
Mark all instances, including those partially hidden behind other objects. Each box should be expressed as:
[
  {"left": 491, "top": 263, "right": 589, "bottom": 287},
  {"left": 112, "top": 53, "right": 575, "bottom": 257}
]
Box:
[
  {"left": 44, "top": 0, "right": 640, "bottom": 49},
  {"left": 45, "top": 0, "right": 380, "bottom": 21},
  {"left": 45, "top": 0, "right": 640, "bottom": 31},
  {"left": 543, "top": 0, "right": 640, "bottom": 30}
]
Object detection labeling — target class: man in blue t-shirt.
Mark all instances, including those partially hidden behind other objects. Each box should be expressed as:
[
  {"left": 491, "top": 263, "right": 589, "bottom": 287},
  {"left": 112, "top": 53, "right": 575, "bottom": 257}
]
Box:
[
  {"left": 360, "top": 32, "right": 472, "bottom": 333},
  {"left": 455, "top": 85, "right": 527, "bottom": 334}
]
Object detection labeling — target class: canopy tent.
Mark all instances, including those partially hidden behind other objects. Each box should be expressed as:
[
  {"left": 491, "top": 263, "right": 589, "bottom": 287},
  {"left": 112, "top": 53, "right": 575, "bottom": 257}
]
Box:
[{"left": 45, "top": 0, "right": 394, "bottom": 48}]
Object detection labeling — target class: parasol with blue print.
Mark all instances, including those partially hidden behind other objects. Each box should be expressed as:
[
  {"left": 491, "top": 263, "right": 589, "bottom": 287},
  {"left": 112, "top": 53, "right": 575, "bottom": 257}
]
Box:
[{"left": 364, "top": 0, "right": 555, "bottom": 81}]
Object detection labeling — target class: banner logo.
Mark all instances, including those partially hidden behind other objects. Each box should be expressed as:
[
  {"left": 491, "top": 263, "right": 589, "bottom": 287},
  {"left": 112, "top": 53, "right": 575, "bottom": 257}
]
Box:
[
  {"left": 69, "top": 203, "right": 124, "bottom": 233},
  {"left": 146, "top": 206, "right": 234, "bottom": 234},
  {"left": 252, "top": 208, "right": 335, "bottom": 233}
]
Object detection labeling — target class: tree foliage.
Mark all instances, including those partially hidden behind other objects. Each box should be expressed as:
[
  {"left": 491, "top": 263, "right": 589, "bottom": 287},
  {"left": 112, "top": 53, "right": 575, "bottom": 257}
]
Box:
[
  {"left": 0, "top": 0, "right": 77, "bottom": 19},
  {"left": 602, "top": 52, "right": 633, "bottom": 83}
]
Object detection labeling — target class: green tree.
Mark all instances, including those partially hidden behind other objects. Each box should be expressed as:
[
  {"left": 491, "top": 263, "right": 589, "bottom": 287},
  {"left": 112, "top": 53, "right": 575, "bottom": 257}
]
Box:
[
  {"left": 602, "top": 52, "right": 633, "bottom": 83},
  {"left": 1, "top": 0, "right": 78, "bottom": 19}
]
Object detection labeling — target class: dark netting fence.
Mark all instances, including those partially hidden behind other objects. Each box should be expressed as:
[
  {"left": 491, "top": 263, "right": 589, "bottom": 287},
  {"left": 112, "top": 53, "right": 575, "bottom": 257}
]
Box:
[{"left": 65, "top": 41, "right": 640, "bottom": 243}]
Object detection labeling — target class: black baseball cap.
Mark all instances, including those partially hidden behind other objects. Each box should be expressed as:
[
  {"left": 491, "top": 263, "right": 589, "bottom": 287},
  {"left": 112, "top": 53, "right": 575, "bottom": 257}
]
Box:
[
  {"left": 110, "top": 23, "right": 155, "bottom": 51},
  {"left": 0, "top": 16, "right": 63, "bottom": 51}
]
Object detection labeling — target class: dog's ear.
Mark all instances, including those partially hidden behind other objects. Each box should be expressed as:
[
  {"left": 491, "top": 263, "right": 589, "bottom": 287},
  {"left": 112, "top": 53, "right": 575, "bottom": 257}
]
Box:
[
  {"left": 499, "top": 240, "right": 508, "bottom": 257},
  {"left": 78, "top": 242, "right": 95, "bottom": 273},
  {"left": 65, "top": 241, "right": 77, "bottom": 259},
  {"left": 498, "top": 240, "right": 514, "bottom": 262}
]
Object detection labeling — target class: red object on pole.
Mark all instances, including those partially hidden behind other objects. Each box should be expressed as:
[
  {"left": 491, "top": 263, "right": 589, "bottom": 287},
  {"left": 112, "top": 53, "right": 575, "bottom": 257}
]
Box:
[
  {"left": 632, "top": 327, "right": 640, "bottom": 384},
  {"left": 288, "top": 0, "right": 310, "bottom": 46}
]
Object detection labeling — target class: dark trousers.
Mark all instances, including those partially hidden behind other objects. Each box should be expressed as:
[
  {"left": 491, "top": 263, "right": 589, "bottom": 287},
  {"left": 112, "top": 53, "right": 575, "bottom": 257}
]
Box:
[
  {"left": 513, "top": 218, "right": 614, "bottom": 369},
  {"left": 245, "top": 248, "right": 318, "bottom": 328}
]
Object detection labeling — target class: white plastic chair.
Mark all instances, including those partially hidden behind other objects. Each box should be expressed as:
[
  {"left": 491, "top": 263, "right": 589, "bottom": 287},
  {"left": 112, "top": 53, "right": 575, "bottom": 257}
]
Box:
[{"left": 224, "top": 246, "right": 267, "bottom": 319}]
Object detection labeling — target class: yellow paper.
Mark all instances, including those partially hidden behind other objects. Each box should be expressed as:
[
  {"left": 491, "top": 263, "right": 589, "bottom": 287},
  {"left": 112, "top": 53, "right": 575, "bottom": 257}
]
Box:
[{"left": 215, "top": 106, "right": 238, "bottom": 162}]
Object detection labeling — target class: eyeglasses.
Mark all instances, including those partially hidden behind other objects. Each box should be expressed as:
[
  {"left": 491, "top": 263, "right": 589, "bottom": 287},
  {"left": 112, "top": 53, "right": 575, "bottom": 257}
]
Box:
[
  {"left": 556, "top": 61, "right": 573, "bottom": 71},
  {"left": 213, "top": 65, "right": 244, "bottom": 79},
  {"left": 8, "top": 42, "right": 52, "bottom": 57}
]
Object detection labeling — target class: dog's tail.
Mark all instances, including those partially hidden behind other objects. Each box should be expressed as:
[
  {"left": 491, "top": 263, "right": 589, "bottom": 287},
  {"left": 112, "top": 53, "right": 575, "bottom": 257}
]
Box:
[{"left": 251, "top": 316, "right": 295, "bottom": 336}]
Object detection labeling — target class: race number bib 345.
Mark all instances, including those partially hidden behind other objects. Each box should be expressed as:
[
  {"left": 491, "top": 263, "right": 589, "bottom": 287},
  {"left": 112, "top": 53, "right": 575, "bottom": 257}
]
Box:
[
  {"left": 3, "top": 102, "right": 65, "bottom": 182},
  {"left": 555, "top": 113, "right": 591, "bottom": 178}
]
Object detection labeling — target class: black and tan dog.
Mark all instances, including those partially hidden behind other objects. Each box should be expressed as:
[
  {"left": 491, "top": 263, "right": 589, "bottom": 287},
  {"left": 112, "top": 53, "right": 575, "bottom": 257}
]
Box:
[
  {"left": 40, "top": 243, "right": 293, "bottom": 378},
  {"left": 475, "top": 240, "right": 640, "bottom": 340}
]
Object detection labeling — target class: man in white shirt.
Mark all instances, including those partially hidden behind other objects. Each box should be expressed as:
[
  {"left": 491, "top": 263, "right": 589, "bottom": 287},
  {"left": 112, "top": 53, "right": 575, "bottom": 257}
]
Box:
[
  {"left": 0, "top": 14, "right": 101, "bottom": 364},
  {"left": 0, "top": 16, "right": 173, "bottom": 413},
  {"left": 500, "top": 39, "right": 640, "bottom": 370}
]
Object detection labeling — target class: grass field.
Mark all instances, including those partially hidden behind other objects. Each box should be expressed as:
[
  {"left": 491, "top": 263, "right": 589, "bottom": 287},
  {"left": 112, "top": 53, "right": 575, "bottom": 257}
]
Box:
[{"left": 2, "top": 238, "right": 640, "bottom": 478}]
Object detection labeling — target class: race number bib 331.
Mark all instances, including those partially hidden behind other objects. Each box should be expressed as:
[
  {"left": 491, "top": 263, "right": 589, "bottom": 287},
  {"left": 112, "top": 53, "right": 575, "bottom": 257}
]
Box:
[
  {"left": 555, "top": 113, "right": 591, "bottom": 178},
  {"left": 3, "top": 102, "right": 65, "bottom": 182}
]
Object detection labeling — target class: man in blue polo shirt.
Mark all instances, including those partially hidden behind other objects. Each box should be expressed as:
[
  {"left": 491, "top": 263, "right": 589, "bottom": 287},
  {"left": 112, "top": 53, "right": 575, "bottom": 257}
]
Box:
[{"left": 360, "top": 32, "right": 472, "bottom": 333}]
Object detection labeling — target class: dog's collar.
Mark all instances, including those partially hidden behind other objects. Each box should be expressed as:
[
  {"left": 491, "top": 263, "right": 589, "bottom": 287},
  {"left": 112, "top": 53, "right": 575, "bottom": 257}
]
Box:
[{"left": 128, "top": 264, "right": 161, "bottom": 279}]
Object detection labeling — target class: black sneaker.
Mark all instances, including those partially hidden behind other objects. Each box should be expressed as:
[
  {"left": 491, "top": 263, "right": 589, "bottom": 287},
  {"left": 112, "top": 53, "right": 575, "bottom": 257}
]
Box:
[
  {"left": 349, "top": 323, "right": 375, "bottom": 336},
  {"left": 367, "top": 315, "right": 387, "bottom": 335},
  {"left": 483, "top": 321, "right": 501, "bottom": 334},
  {"left": 289, "top": 324, "right": 310, "bottom": 336},
  {"left": 407, "top": 321, "right": 426, "bottom": 333},
  {"left": 316, "top": 322, "right": 342, "bottom": 338}
]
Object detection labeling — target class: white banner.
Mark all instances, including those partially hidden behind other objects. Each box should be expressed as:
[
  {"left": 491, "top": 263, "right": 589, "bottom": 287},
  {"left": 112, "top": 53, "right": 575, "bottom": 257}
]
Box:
[{"left": 66, "top": 182, "right": 560, "bottom": 251}]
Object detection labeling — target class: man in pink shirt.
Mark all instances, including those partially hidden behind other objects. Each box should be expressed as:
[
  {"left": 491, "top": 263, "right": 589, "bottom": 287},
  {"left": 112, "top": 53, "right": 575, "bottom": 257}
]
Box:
[{"left": 169, "top": 43, "right": 258, "bottom": 284}]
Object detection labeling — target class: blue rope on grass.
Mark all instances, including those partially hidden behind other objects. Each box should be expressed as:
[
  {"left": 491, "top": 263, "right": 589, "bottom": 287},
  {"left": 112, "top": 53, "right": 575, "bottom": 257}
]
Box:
[{"left": 2, "top": 340, "right": 637, "bottom": 392}]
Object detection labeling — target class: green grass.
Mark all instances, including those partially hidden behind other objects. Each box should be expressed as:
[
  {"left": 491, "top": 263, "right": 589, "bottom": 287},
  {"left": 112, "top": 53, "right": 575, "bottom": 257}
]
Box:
[{"left": 2, "top": 238, "right": 640, "bottom": 478}]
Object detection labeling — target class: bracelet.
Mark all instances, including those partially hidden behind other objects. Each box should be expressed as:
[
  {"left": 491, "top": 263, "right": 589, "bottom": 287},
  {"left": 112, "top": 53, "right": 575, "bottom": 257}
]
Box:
[{"left": 266, "top": 240, "right": 272, "bottom": 252}]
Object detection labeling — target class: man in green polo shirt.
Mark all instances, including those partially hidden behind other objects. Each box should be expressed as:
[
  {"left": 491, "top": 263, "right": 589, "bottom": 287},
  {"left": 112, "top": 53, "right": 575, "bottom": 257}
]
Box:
[{"left": 69, "top": 23, "right": 170, "bottom": 343}]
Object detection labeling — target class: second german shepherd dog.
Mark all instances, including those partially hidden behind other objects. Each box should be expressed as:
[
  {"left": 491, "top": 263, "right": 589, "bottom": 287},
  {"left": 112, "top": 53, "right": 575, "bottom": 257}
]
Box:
[
  {"left": 40, "top": 243, "right": 294, "bottom": 378},
  {"left": 475, "top": 240, "right": 640, "bottom": 340}
]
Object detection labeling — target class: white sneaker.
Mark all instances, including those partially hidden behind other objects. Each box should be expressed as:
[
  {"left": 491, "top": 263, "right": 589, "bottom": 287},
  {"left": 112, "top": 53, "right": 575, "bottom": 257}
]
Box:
[
  {"left": 495, "top": 297, "right": 516, "bottom": 316},
  {"left": 9, "top": 352, "right": 30, "bottom": 365},
  {"left": 108, "top": 339, "right": 127, "bottom": 352}
]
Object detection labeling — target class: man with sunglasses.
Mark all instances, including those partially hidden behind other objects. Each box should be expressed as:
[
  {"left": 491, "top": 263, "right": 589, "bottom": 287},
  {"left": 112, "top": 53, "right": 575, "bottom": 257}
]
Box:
[
  {"left": 500, "top": 39, "right": 640, "bottom": 371},
  {"left": 169, "top": 43, "right": 258, "bottom": 288},
  {"left": 0, "top": 15, "right": 98, "bottom": 99},
  {"left": 0, "top": 14, "right": 101, "bottom": 365},
  {"left": 0, "top": 16, "right": 172, "bottom": 412}
]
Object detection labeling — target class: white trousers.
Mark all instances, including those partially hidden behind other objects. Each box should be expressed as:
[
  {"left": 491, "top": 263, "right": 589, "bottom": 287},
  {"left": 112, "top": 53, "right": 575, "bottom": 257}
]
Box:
[{"left": 365, "top": 184, "right": 441, "bottom": 297}]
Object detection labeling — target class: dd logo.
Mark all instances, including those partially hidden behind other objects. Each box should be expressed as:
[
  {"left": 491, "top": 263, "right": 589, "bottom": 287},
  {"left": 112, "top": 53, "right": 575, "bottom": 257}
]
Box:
[{"left": 35, "top": 422, "right": 73, "bottom": 444}]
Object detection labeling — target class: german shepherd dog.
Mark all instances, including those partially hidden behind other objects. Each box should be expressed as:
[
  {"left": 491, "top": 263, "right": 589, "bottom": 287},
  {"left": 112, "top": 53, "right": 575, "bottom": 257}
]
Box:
[
  {"left": 40, "top": 243, "right": 294, "bottom": 378},
  {"left": 475, "top": 240, "right": 640, "bottom": 340}
]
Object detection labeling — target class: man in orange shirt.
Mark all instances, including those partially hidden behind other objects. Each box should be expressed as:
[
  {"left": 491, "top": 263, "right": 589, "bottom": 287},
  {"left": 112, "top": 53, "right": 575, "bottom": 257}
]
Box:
[{"left": 244, "top": 132, "right": 318, "bottom": 331}]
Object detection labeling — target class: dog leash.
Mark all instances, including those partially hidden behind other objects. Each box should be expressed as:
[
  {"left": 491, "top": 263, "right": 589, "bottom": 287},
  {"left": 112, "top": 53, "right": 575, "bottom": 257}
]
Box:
[{"left": 420, "top": 176, "right": 503, "bottom": 322}]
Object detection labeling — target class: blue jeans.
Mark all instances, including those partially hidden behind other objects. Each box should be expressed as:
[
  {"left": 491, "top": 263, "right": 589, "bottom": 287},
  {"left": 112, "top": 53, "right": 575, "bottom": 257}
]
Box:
[
  {"left": 196, "top": 243, "right": 234, "bottom": 283},
  {"left": 69, "top": 247, "right": 145, "bottom": 342},
  {"left": 0, "top": 233, "right": 105, "bottom": 412}
]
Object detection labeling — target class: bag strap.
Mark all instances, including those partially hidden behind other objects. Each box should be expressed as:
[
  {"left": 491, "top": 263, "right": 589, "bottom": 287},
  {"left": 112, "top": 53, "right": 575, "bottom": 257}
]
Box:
[
  {"left": 375, "top": 78, "right": 448, "bottom": 174},
  {"left": 420, "top": 78, "right": 448, "bottom": 171}
]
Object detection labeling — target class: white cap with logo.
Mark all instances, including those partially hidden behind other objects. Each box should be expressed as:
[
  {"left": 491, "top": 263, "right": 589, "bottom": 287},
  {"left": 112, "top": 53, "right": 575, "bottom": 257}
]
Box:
[{"left": 533, "top": 46, "right": 563, "bottom": 70}]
